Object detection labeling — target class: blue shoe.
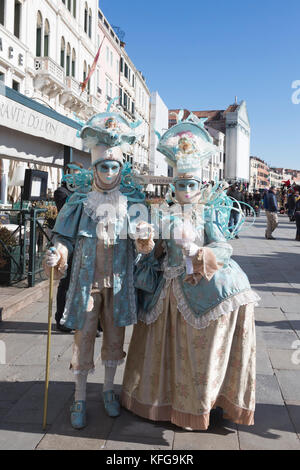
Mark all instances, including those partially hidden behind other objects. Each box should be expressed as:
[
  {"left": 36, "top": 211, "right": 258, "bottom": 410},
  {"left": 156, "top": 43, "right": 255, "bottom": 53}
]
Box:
[
  {"left": 103, "top": 390, "right": 120, "bottom": 417},
  {"left": 70, "top": 400, "right": 86, "bottom": 429}
]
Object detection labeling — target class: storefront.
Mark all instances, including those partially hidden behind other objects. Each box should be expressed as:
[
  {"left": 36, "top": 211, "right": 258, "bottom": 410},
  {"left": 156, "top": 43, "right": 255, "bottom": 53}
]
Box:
[{"left": 0, "top": 83, "right": 90, "bottom": 205}]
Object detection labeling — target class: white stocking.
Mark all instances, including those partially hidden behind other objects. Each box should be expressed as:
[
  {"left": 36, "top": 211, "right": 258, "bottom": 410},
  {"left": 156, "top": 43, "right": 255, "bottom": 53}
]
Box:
[
  {"left": 103, "top": 365, "right": 117, "bottom": 393},
  {"left": 74, "top": 372, "right": 88, "bottom": 402}
]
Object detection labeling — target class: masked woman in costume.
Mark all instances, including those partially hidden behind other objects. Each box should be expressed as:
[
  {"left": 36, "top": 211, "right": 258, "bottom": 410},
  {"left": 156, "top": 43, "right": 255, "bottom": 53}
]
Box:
[{"left": 121, "top": 114, "right": 260, "bottom": 430}]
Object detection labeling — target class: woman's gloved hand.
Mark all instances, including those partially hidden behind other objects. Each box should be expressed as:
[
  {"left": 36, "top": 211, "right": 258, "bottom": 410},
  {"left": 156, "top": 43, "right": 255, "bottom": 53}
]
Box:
[
  {"left": 135, "top": 222, "right": 155, "bottom": 254},
  {"left": 135, "top": 222, "right": 154, "bottom": 240},
  {"left": 175, "top": 222, "right": 200, "bottom": 257}
]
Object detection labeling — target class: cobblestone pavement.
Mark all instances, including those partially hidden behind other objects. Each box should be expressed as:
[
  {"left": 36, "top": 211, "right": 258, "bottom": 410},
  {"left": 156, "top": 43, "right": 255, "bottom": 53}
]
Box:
[{"left": 0, "top": 213, "right": 299, "bottom": 450}]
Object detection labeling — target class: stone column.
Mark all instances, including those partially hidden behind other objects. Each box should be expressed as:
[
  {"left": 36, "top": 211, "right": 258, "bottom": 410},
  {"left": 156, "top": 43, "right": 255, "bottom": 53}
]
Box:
[{"left": 0, "top": 158, "right": 10, "bottom": 205}]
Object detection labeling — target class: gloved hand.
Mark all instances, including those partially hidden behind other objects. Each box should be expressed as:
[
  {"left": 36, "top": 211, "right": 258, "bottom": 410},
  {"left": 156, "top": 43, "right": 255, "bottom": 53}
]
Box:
[
  {"left": 135, "top": 222, "right": 154, "bottom": 240},
  {"left": 175, "top": 222, "right": 199, "bottom": 257},
  {"left": 181, "top": 241, "right": 200, "bottom": 258},
  {"left": 45, "top": 247, "right": 61, "bottom": 267},
  {"left": 135, "top": 222, "right": 155, "bottom": 254}
]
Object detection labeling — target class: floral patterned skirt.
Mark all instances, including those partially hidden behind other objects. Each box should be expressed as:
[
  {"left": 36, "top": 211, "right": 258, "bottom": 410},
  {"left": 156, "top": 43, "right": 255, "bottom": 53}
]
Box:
[{"left": 121, "top": 283, "right": 256, "bottom": 430}]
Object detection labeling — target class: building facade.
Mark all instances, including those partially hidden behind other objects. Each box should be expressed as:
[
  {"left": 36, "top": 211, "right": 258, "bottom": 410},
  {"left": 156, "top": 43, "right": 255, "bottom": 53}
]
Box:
[
  {"left": 149, "top": 91, "right": 169, "bottom": 177},
  {"left": 269, "top": 167, "right": 283, "bottom": 189},
  {"left": 249, "top": 156, "right": 269, "bottom": 191},
  {"left": 193, "top": 101, "right": 250, "bottom": 183},
  {"left": 0, "top": 0, "right": 100, "bottom": 204},
  {"left": 0, "top": 1, "right": 152, "bottom": 204}
]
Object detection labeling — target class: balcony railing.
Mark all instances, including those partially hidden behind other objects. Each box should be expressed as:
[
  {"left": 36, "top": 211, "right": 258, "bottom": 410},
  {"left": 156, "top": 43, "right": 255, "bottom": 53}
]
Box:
[
  {"left": 34, "top": 57, "right": 64, "bottom": 85},
  {"left": 65, "top": 76, "right": 88, "bottom": 102},
  {"left": 89, "top": 95, "right": 101, "bottom": 111}
]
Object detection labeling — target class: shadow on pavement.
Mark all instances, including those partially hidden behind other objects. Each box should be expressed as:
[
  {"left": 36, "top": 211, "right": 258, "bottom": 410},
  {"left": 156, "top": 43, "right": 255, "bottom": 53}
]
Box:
[
  {"left": 0, "top": 322, "right": 71, "bottom": 336},
  {"left": 255, "top": 319, "right": 300, "bottom": 331},
  {"left": 0, "top": 381, "right": 299, "bottom": 448}
]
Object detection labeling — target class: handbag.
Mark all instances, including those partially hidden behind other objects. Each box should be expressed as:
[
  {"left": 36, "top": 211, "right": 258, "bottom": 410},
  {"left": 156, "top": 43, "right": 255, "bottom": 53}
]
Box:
[{"left": 134, "top": 254, "right": 162, "bottom": 293}]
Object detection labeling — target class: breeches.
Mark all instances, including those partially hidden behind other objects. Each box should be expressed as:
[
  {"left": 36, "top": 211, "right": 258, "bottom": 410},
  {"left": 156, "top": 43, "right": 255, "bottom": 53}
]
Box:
[{"left": 70, "top": 288, "right": 126, "bottom": 372}]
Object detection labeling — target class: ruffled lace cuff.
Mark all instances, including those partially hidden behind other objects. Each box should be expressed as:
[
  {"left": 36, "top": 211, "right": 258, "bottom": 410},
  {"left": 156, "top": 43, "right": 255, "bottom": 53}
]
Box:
[
  {"left": 185, "top": 247, "right": 222, "bottom": 284},
  {"left": 135, "top": 238, "right": 155, "bottom": 254}
]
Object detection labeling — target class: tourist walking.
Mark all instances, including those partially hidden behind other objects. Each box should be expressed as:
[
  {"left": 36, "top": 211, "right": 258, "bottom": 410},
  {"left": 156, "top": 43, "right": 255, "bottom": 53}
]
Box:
[
  {"left": 264, "top": 186, "right": 278, "bottom": 240},
  {"left": 294, "top": 186, "right": 300, "bottom": 241},
  {"left": 227, "top": 184, "right": 241, "bottom": 238}
]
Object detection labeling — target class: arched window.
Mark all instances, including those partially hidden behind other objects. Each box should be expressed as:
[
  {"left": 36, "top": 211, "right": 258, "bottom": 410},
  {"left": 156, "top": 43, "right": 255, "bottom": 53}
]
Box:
[
  {"left": 87, "top": 65, "right": 91, "bottom": 94},
  {"left": 67, "top": 0, "right": 71, "bottom": 12},
  {"left": 44, "top": 19, "right": 50, "bottom": 56},
  {"left": 60, "top": 37, "right": 65, "bottom": 68},
  {"left": 66, "top": 43, "right": 71, "bottom": 76},
  {"left": 88, "top": 9, "right": 92, "bottom": 38},
  {"left": 73, "top": 0, "right": 76, "bottom": 18},
  {"left": 71, "top": 48, "right": 76, "bottom": 78},
  {"left": 36, "top": 11, "right": 43, "bottom": 57},
  {"left": 0, "top": 0, "right": 5, "bottom": 26},
  {"left": 84, "top": 3, "right": 88, "bottom": 33},
  {"left": 83, "top": 61, "right": 87, "bottom": 82}
]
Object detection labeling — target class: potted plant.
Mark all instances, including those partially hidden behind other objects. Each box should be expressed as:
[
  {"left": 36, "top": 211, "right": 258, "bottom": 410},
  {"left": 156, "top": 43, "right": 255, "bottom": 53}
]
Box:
[{"left": 44, "top": 204, "right": 58, "bottom": 230}]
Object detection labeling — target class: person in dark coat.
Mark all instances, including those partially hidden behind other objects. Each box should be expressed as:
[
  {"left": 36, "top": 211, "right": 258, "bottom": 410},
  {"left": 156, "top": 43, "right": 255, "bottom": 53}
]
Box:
[
  {"left": 54, "top": 162, "right": 83, "bottom": 332},
  {"left": 265, "top": 186, "right": 278, "bottom": 240},
  {"left": 253, "top": 190, "right": 261, "bottom": 216},
  {"left": 227, "top": 184, "right": 242, "bottom": 238},
  {"left": 294, "top": 186, "right": 300, "bottom": 241},
  {"left": 287, "top": 189, "right": 296, "bottom": 221}
]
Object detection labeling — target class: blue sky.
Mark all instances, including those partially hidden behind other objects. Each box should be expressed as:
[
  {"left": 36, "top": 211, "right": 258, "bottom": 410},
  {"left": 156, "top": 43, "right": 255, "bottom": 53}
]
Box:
[{"left": 99, "top": 0, "right": 300, "bottom": 169}]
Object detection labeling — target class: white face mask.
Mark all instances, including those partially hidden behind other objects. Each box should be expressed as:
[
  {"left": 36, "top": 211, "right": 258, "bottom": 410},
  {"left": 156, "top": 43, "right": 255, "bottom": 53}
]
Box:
[
  {"left": 174, "top": 179, "right": 201, "bottom": 205},
  {"left": 95, "top": 161, "right": 121, "bottom": 187}
]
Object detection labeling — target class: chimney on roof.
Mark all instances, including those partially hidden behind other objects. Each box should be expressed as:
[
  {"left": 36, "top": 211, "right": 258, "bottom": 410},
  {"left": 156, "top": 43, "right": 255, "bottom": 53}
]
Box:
[{"left": 235, "top": 96, "right": 238, "bottom": 105}]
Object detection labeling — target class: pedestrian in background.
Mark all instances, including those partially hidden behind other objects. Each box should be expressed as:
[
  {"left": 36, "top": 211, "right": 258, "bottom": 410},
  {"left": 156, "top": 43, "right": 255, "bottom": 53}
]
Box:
[
  {"left": 244, "top": 191, "right": 251, "bottom": 216},
  {"left": 294, "top": 186, "right": 300, "bottom": 241},
  {"left": 227, "top": 184, "right": 241, "bottom": 238},
  {"left": 265, "top": 186, "right": 278, "bottom": 240},
  {"left": 287, "top": 189, "right": 296, "bottom": 222},
  {"left": 253, "top": 190, "right": 261, "bottom": 216}
]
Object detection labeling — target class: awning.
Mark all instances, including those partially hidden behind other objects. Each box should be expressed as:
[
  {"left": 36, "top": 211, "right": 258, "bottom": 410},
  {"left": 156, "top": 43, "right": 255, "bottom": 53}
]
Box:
[{"left": 0, "top": 144, "right": 63, "bottom": 167}]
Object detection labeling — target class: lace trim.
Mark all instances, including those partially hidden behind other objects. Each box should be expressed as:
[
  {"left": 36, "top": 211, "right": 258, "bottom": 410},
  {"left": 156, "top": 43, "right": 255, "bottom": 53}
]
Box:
[
  {"left": 102, "top": 358, "right": 125, "bottom": 367},
  {"left": 71, "top": 368, "right": 95, "bottom": 376},
  {"left": 83, "top": 189, "right": 128, "bottom": 225},
  {"left": 140, "top": 282, "right": 260, "bottom": 330},
  {"left": 173, "top": 283, "right": 260, "bottom": 330}
]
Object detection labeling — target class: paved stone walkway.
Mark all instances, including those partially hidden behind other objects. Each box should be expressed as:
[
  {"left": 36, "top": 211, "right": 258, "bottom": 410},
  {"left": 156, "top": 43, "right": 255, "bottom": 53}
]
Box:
[{"left": 0, "top": 213, "right": 299, "bottom": 450}]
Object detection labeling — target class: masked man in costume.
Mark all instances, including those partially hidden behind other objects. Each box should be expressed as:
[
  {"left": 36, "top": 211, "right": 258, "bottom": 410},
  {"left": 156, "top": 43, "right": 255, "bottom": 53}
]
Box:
[
  {"left": 44, "top": 108, "right": 153, "bottom": 429},
  {"left": 122, "top": 113, "right": 260, "bottom": 430}
]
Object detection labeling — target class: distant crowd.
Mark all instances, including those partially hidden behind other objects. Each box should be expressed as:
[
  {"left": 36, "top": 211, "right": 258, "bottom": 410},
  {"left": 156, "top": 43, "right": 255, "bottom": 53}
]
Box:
[{"left": 227, "top": 182, "right": 300, "bottom": 241}]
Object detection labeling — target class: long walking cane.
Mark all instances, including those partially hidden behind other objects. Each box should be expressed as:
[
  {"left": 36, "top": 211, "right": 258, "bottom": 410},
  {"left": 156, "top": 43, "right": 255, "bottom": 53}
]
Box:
[{"left": 42, "top": 261, "right": 55, "bottom": 430}]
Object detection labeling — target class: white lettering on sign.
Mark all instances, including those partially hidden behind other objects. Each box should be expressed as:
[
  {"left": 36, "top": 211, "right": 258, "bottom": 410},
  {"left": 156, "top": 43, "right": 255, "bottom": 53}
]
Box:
[
  {"left": 0, "top": 100, "right": 58, "bottom": 137},
  {"left": 0, "top": 37, "right": 24, "bottom": 67}
]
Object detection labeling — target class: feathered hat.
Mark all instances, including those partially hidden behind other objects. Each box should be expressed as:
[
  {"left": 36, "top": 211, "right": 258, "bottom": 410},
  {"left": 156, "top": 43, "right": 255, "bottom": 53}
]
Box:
[
  {"left": 156, "top": 111, "right": 217, "bottom": 181},
  {"left": 80, "top": 98, "right": 142, "bottom": 167}
]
